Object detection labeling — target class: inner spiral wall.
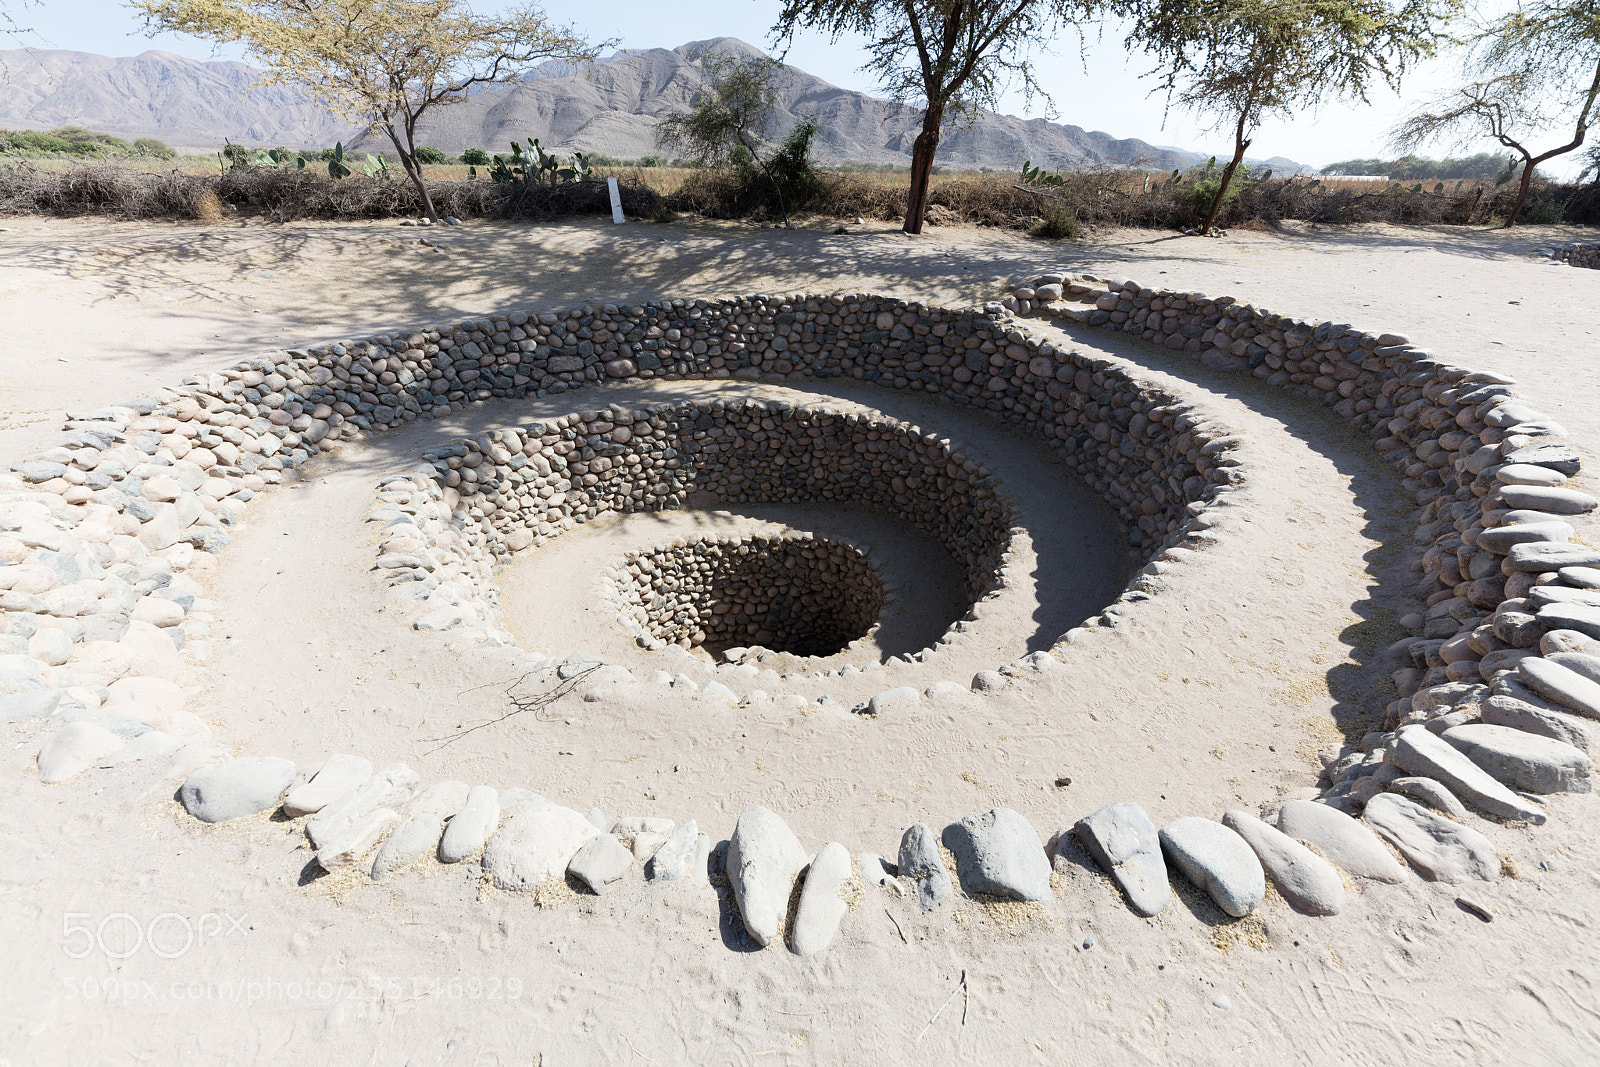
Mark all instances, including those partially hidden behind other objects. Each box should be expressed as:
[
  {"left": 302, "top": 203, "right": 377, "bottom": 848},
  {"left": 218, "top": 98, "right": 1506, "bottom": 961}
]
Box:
[
  {"left": 610, "top": 534, "right": 885, "bottom": 657},
  {"left": 427, "top": 397, "right": 1016, "bottom": 619}
]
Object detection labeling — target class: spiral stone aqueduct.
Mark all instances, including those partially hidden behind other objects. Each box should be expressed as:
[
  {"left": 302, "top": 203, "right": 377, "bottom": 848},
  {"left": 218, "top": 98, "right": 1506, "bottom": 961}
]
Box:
[{"left": 6, "top": 259, "right": 1598, "bottom": 958}]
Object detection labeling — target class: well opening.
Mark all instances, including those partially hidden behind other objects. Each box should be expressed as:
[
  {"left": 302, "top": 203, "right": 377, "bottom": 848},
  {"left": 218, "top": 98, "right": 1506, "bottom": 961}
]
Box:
[{"left": 610, "top": 534, "right": 886, "bottom": 658}]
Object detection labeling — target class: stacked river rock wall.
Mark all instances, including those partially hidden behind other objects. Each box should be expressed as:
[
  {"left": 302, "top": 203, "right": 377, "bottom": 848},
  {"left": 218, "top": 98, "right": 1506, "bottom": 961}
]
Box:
[
  {"left": 382, "top": 398, "right": 1016, "bottom": 658},
  {"left": 1538, "top": 242, "right": 1600, "bottom": 269},
  {"left": 1004, "top": 271, "right": 1600, "bottom": 817},
  {"left": 607, "top": 533, "right": 886, "bottom": 657}
]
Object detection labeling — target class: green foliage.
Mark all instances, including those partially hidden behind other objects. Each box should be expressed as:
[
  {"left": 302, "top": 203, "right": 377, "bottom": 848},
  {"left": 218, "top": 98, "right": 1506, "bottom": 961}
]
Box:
[
  {"left": 1172, "top": 156, "right": 1240, "bottom": 214},
  {"left": 219, "top": 139, "right": 311, "bottom": 172},
  {"left": 1020, "top": 160, "right": 1068, "bottom": 187},
  {"left": 1321, "top": 152, "right": 1518, "bottom": 178},
  {"left": 656, "top": 51, "right": 816, "bottom": 223},
  {"left": 460, "top": 147, "right": 490, "bottom": 165},
  {"left": 327, "top": 141, "right": 352, "bottom": 179},
  {"left": 1390, "top": 0, "right": 1600, "bottom": 224},
  {"left": 764, "top": 119, "right": 821, "bottom": 204},
  {"left": 51, "top": 126, "right": 133, "bottom": 152},
  {"left": 1129, "top": 0, "right": 1451, "bottom": 232},
  {"left": 1520, "top": 195, "right": 1566, "bottom": 223},
  {"left": 655, "top": 51, "right": 784, "bottom": 169},
  {"left": 413, "top": 145, "right": 448, "bottom": 164},
  {"left": 485, "top": 138, "right": 593, "bottom": 186},
  {"left": 0, "top": 126, "right": 141, "bottom": 158},
  {"left": 132, "top": 137, "right": 177, "bottom": 158},
  {"left": 361, "top": 154, "right": 392, "bottom": 178},
  {"left": 639, "top": 154, "right": 661, "bottom": 167},
  {"left": 266, "top": 146, "right": 306, "bottom": 170}
]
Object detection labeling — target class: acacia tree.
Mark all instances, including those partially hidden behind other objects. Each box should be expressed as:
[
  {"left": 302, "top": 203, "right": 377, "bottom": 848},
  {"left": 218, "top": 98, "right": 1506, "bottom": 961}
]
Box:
[
  {"left": 1, "top": 0, "right": 35, "bottom": 62},
  {"left": 1, "top": 0, "right": 32, "bottom": 39},
  {"left": 134, "top": 0, "right": 606, "bottom": 222},
  {"left": 773, "top": 0, "right": 1100, "bottom": 235},
  {"left": 655, "top": 51, "right": 799, "bottom": 226},
  {"left": 1128, "top": 0, "right": 1448, "bottom": 234},
  {"left": 1393, "top": 0, "right": 1600, "bottom": 227}
]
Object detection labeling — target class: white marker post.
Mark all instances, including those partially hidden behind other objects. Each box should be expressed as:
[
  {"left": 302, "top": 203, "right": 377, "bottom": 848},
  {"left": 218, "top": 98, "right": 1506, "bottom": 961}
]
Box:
[{"left": 607, "top": 177, "right": 625, "bottom": 224}]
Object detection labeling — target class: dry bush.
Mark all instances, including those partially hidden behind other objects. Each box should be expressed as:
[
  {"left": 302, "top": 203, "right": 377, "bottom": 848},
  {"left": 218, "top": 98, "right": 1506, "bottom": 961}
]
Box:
[
  {"left": 193, "top": 187, "right": 225, "bottom": 222},
  {"left": 2, "top": 159, "right": 1592, "bottom": 231},
  {"left": 665, "top": 168, "right": 1049, "bottom": 227},
  {"left": 492, "top": 178, "right": 667, "bottom": 221},
  {"left": 215, "top": 168, "right": 506, "bottom": 220},
  {"left": 0, "top": 162, "right": 222, "bottom": 219},
  {"left": 0, "top": 161, "right": 666, "bottom": 223}
]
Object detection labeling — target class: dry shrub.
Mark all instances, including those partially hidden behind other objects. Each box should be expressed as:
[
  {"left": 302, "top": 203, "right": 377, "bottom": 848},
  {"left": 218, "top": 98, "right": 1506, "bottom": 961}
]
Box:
[
  {"left": 215, "top": 169, "right": 500, "bottom": 221},
  {"left": 669, "top": 160, "right": 1600, "bottom": 232},
  {"left": 0, "top": 161, "right": 220, "bottom": 219},
  {"left": 192, "top": 187, "right": 224, "bottom": 222},
  {"left": 0, "top": 161, "right": 665, "bottom": 223},
  {"left": 492, "top": 178, "right": 667, "bottom": 221},
  {"left": 2, "top": 159, "right": 1593, "bottom": 230}
]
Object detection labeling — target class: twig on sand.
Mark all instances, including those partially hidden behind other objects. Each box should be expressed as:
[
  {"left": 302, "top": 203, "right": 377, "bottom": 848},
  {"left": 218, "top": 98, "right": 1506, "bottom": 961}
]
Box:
[
  {"left": 420, "top": 666, "right": 597, "bottom": 752},
  {"left": 915, "top": 969, "right": 967, "bottom": 1045},
  {"left": 623, "top": 1035, "right": 653, "bottom": 1061},
  {"left": 886, "top": 908, "right": 907, "bottom": 944}
]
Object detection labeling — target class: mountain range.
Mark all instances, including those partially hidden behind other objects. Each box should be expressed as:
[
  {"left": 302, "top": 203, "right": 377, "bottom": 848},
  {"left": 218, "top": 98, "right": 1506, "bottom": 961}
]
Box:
[{"left": 0, "top": 39, "right": 1303, "bottom": 172}]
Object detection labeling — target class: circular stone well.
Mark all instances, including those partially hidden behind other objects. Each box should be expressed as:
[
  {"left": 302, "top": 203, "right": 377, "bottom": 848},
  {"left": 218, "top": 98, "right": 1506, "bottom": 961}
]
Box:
[{"left": 607, "top": 533, "right": 886, "bottom": 658}]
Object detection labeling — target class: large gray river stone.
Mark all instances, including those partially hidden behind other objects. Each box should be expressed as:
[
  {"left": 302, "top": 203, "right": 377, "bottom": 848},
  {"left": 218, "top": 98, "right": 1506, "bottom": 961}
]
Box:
[
  {"left": 1393, "top": 726, "right": 1547, "bottom": 823},
  {"left": 37, "top": 722, "right": 125, "bottom": 783},
  {"left": 1223, "top": 810, "right": 1344, "bottom": 915},
  {"left": 179, "top": 757, "right": 296, "bottom": 823},
  {"left": 1519, "top": 657, "right": 1600, "bottom": 718},
  {"left": 1159, "top": 817, "right": 1265, "bottom": 918},
  {"left": 1363, "top": 793, "right": 1499, "bottom": 883},
  {"left": 898, "top": 822, "right": 952, "bottom": 910},
  {"left": 727, "top": 806, "right": 808, "bottom": 947},
  {"left": 283, "top": 754, "right": 374, "bottom": 817},
  {"left": 1073, "top": 802, "right": 1169, "bottom": 916},
  {"left": 790, "top": 842, "right": 852, "bottom": 956},
  {"left": 1480, "top": 693, "right": 1600, "bottom": 755},
  {"left": 372, "top": 779, "right": 471, "bottom": 880},
  {"left": 567, "top": 834, "right": 634, "bottom": 893},
  {"left": 645, "top": 820, "right": 702, "bottom": 882},
  {"left": 438, "top": 784, "right": 500, "bottom": 863},
  {"left": 1275, "top": 800, "right": 1406, "bottom": 883},
  {"left": 941, "top": 808, "right": 1052, "bottom": 903},
  {"left": 1443, "top": 723, "right": 1592, "bottom": 794},
  {"left": 482, "top": 804, "right": 602, "bottom": 892}
]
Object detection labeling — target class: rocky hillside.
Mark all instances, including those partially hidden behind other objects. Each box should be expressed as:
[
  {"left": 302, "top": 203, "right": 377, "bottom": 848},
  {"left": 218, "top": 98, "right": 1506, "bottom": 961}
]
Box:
[
  {"left": 0, "top": 38, "right": 1204, "bottom": 170},
  {"left": 0, "top": 48, "right": 353, "bottom": 149}
]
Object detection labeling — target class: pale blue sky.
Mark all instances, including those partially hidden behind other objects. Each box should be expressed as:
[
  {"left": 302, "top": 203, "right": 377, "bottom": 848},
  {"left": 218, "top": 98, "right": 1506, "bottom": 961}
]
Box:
[{"left": 7, "top": 0, "right": 1548, "bottom": 172}]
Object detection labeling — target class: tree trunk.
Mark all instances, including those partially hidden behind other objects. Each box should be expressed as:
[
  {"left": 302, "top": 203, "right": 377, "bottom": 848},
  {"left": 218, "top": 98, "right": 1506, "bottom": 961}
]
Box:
[
  {"left": 385, "top": 124, "right": 439, "bottom": 223},
  {"left": 1201, "top": 113, "right": 1251, "bottom": 235},
  {"left": 1504, "top": 58, "right": 1600, "bottom": 227},
  {"left": 904, "top": 106, "right": 944, "bottom": 236},
  {"left": 1504, "top": 157, "right": 1535, "bottom": 228},
  {"left": 737, "top": 130, "right": 788, "bottom": 226}
]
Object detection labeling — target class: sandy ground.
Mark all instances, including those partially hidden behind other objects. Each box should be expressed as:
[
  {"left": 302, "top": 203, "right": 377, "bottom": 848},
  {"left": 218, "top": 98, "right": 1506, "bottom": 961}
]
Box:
[{"left": 2, "top": 214, "right": 1599, "bottom": 1065}]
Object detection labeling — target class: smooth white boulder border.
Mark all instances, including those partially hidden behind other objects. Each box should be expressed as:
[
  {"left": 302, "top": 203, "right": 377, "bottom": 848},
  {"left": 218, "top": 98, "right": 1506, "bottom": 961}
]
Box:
[{"left": 4, "top": 276, "right": 1595, "bottom": 954}]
